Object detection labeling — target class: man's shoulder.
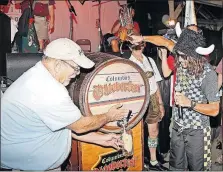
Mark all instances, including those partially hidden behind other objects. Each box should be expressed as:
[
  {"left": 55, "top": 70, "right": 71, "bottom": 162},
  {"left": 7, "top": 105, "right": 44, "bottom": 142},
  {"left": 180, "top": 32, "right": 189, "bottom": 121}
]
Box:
[
  {"left": 5, "top": 61, "right": 68, "bottom": 102},
  {"left": 3, "top": 63, "right": 40, "bottom": 93},
  {"left": 201, "top": 63, "right": 218, "bottom": 83},
  {"left": 204, "top": 63, "right": 216, "bottom": 75}
]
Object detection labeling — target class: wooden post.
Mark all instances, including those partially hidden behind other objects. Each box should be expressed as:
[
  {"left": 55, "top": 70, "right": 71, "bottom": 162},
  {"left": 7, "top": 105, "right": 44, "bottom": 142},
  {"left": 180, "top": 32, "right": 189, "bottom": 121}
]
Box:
[
  {"left": 168, "top": 0, "right": 175, "bottom": 19},
  {"left": 69, "top": 140, "right": 80, "bottom": 171},
  {"left": 174, "top": 2, "right": 185, "bottom": 20}
]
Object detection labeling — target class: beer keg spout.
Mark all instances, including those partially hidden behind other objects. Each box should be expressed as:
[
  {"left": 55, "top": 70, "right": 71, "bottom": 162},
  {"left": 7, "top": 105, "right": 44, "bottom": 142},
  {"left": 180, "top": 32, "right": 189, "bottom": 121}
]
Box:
[
  {"left": 126, "top": 110, "right": 132, "bottom": 122},
  {"left": 117, "top": 110, "right": 132, "bottom": 129}
]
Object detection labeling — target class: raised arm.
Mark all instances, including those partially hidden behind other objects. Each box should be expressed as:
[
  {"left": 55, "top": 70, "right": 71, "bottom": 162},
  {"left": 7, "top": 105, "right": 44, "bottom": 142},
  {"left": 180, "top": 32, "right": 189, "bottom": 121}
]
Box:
[
  {"left": 129, "top": 35, "right": 175, "bottom": 52},
  {"left": 157, "top": 48, "right": 173, "bottom": 77}
]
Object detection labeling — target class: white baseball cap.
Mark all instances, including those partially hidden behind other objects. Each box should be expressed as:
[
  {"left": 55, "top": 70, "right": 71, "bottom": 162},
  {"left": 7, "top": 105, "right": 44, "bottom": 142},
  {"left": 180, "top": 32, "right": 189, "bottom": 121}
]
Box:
[{"left": 43, "top": 38, "right": 95, "bottom": 69}]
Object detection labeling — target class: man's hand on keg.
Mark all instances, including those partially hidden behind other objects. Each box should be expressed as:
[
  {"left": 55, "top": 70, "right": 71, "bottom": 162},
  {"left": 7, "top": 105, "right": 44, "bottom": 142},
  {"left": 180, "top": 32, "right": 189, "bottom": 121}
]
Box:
[{"left": 106, "top": 104, "right": 129, "bottom": 122}]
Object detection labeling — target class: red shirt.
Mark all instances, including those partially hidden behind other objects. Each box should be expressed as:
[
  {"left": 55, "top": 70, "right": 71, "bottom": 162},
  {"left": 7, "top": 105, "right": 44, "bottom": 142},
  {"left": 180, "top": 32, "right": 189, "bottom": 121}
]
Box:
[
  {"left": 17, "top": 0, "right": 55, "bottom": 14},
  {"left": 133, "top": 21, "right": 140, "bottom": 33},
  {"left": 216, "top": 58, "right": 222, "bottom": 74},
  {"left": 167, "top": 55, "right": 176, "bottom": 106}
]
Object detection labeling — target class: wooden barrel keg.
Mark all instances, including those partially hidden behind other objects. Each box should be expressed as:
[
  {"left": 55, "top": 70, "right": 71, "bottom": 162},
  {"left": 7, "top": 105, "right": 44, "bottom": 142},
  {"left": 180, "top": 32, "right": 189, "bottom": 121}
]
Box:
[
  {"left": 67, "top": 52, "right": 150, "bottom": 171},
  {"left": 68, "top": 52, "right": 150, "bottom": 133}
]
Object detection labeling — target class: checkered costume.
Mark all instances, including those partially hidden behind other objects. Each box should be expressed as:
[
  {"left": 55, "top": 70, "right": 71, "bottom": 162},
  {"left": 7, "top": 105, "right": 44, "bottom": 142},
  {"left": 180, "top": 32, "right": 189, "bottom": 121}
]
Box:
[
  {"left": 173, "top": 63, "right": 212, "bottom": 129},
  {"left": 171, "top": 63, "right": 219, "bottom": 171}
]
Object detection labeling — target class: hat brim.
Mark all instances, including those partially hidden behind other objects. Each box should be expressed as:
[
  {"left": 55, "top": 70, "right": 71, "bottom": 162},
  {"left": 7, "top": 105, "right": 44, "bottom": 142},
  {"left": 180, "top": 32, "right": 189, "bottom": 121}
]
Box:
[{"left": 73, "top": 54, "right": 95, "bottom": 69}]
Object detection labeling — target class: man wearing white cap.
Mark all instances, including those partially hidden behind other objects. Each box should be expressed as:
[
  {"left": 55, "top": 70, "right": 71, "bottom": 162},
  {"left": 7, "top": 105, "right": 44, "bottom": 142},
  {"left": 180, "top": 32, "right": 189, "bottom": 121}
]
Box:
[{"left": 1, "top": 38, "right": 129, "bottom": 171}]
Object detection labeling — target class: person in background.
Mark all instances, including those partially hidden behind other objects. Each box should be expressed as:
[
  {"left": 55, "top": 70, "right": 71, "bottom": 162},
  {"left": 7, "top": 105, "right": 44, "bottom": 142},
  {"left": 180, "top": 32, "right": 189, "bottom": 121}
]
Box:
[
  {"left": 210, "top": 57, "right": 222, "bottom": 142},
  {"left": 216, "top": 58, "right": 222, "bottom": 90},
  {"left": 157, "top": 48, "right": 176, "bottom": 139},
  {"left": 157, "top": 48, "right": 175, "bottom": 105},
  {"left": 109, "top": 4, "right": 140, "bottom": 52},
  {"left": 155, "top": 47, "right": 172, "bottom": 160},
  {"left": 1, "top": 38, "right": 129, "bottom": 171},
  {"left": 129, "top": 44, "right": 168, "bottom": 171},
  {"left": 215, "top": 57, "right": 222, "bottom": 165},
  {"left": 16, "top": 0, "right": 55, "bottom": 52}
]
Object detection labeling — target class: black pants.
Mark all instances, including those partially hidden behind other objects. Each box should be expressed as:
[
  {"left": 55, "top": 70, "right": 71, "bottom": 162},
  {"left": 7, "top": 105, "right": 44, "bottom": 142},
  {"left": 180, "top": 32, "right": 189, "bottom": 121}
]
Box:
[
  {"left": 169, "top": 123, "right": 212, "bottom": 171},
  {"left": 0, "top": 168, "right": 12, "bottom": 171},
  {"left": 158, "top": 78, "right": 171, "bottom": 154}
]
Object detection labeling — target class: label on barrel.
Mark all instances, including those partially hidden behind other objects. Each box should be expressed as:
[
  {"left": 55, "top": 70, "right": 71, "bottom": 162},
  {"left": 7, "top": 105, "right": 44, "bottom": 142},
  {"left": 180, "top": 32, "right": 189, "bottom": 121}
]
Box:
[
  {"left": 92, "top": 150, "right": 136, "bottom": 171},
  {"left": 88, "top": 62, "right": 146, "bottom": 130}
]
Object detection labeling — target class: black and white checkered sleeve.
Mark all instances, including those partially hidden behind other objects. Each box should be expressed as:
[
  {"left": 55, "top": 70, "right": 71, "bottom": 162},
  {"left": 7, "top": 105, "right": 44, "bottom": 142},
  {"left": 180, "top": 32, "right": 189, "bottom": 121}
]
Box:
[{"left": 201, "top": 70, "right": 220, "bottom": 102}]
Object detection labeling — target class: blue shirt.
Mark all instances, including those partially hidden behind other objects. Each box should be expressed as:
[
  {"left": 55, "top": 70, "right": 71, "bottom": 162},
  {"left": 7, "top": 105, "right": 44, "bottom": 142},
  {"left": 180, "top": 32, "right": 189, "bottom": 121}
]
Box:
[{"left": 1, "top": 61, "right": 81, "bottom": 170}]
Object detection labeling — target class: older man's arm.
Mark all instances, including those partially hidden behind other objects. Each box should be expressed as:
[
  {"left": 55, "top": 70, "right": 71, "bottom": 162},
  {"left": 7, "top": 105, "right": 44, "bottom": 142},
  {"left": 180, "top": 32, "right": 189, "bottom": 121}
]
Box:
[
  {"left": 67, "top": 104, "right": 128, "bottom": 134},
  {"left": 68, "top": 114, "right": 108, "bottom": 134},
  {"left": 71, "top": 132, "right": 122, "bottom": 149}
]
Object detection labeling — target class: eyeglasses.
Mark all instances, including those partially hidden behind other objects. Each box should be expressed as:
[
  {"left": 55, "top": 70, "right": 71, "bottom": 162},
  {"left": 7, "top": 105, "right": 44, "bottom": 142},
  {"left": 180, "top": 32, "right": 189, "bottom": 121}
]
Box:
[{"left": 61, "top": 60, "right": 80, "bottom": 72}]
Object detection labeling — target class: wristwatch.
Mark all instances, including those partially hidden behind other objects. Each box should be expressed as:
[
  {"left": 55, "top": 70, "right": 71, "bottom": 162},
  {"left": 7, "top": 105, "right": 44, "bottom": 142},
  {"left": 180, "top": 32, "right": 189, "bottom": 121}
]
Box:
[{"left": 189, "top": 100, "right": 197, "bottom": 110}]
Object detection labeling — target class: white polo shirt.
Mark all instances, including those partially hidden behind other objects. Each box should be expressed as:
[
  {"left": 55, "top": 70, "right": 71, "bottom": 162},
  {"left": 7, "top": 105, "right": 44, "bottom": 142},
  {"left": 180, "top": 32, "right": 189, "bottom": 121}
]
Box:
[
  {"left": 1, "top": 61, "right": 82, "bottom": 170},
  {"left": 129, "top": 54, "right": 162, "bottom": 95}
]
